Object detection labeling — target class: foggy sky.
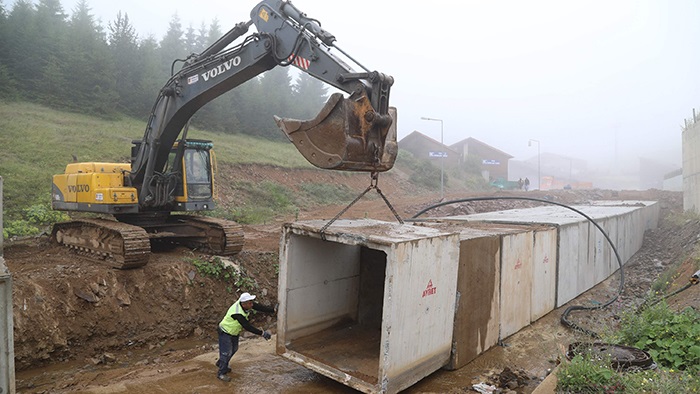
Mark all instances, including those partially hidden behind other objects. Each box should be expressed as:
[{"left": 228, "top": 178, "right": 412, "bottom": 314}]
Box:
[{"left": 54, "top": 0, "right": 700, "bottom": 170}]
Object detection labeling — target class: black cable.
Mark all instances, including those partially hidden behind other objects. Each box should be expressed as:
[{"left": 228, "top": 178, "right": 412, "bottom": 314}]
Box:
[
  {"left": 637, "top": 269, "right": 700, "bottom": 312},
  {"left": 264, "top": 30, "right": 305, "bottom": 66},
  {"left": 410, "top": 196, "right": 625, "bottom": 338}
]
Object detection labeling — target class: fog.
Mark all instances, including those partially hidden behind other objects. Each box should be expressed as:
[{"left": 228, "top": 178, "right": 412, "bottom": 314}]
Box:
[{"left": 60, "top": 0, "right": 700, "bottom": 171}]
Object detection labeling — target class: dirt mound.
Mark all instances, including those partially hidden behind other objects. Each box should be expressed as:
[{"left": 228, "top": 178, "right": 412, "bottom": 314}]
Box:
[{"left": 7, "top": 242, "right": 278, "bottom": 371}]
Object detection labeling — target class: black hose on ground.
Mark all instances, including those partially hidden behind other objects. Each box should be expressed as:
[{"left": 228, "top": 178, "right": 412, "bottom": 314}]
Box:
[
  {"left": 636, "top": 269, "right": 700, "bottom": 312},
  {"left": 410, "top": 196, "right": 625, "bottom": 339}
]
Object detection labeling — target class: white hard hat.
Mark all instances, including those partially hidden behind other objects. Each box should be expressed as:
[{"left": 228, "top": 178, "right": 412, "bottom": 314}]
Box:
[{"left": 239, "top": 292, "right": 256, "bottom": 302}]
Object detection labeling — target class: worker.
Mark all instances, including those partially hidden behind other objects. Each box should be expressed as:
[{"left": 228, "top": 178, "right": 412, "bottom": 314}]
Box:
[{"left": 216, "top": 292, "right": 275, "bottom": 382}]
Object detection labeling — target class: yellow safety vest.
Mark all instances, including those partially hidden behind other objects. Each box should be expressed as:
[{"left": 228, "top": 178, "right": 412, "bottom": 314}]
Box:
[{"left": 219, "top": 300, "right": 250, "bottom": 335}]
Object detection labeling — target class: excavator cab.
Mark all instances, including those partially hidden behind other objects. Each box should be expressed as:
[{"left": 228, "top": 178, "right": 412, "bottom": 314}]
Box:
[{"left": 165, "top": 140, "right": 216, "bottom": 211}]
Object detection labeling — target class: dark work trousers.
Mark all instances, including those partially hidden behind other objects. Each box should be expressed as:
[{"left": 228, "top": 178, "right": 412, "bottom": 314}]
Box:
[{"left": 217, "top": 326, "right": 240, "bottom": 376}]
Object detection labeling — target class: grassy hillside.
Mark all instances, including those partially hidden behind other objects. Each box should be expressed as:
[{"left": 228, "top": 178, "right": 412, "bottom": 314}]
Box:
[
  {"left": 0, "top": 101, "right": 314, "bottom": 221},
  {"left": 0, "top": 101, "right": 490, "bottom": 236}
]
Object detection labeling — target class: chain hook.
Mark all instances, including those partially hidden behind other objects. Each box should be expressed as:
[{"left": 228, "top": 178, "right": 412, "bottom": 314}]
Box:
[
  {"left": 370, "top": 171, "right": 379, "bottom": 188},
  {"left": 319, "top": 172, "right": 403, "bottom": 240}
]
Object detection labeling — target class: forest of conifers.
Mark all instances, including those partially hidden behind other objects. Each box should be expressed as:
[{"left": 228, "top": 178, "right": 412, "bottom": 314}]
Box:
[{"left": 0, "top": 0, "right": 330, "bottom": 139}]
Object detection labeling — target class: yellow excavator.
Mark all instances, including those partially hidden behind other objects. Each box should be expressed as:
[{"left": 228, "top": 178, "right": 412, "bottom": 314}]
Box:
[{"left": 50, "top": 0, "right": 397, "bottom": 268}]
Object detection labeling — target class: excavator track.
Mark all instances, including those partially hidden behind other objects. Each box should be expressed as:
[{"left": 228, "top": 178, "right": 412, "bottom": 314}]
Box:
[
  {"left": 51, "top": 219, "right": 151, "bottom": 269},
  {"left": 173, "top": 216, "right": 245, "bottom": 256}
]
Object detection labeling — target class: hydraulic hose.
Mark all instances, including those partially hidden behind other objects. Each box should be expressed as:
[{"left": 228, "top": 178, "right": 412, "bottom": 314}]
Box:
[{"left": 410, "top": 196, "right": 625, "bottom": 338}]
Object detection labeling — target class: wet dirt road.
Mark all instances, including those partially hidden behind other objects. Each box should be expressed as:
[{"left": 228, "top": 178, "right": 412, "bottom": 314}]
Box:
[{"left": 17, "top": 299, "right": 586, "bottom": 394}]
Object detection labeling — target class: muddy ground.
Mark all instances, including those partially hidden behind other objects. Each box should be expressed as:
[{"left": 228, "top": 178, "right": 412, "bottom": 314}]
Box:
[{"left": 4, "top": 165, "right": 698, "bottom": 393}]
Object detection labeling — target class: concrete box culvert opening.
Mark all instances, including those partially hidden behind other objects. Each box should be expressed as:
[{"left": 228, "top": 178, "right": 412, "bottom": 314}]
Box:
[{"left": 277, "top": 219, "right": 460, "bottom": 394}]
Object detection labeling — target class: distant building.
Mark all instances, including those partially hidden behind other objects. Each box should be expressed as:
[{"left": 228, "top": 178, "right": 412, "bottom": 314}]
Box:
[
  {"left": 399, "top": 132, "right": 515, "bottom": 181},
  {"left": 450, "top": 137, "right": 513, "bottom": 181},
  {"left": 399, "top": 131, "right": 461, "bottom": 168}
]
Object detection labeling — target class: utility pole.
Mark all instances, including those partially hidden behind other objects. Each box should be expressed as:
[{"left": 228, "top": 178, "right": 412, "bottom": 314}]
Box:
[{"left": 421, "top": 117, "right": 444, "bottom": 200}]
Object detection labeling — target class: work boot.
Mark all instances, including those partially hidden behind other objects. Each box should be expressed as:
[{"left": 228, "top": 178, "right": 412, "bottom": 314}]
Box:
[
  {"left": 215, "top": 360, "right": 231, "bottom": 373},
  {"left": 217, "top": 374, "right": 231, "bottom": 382}
]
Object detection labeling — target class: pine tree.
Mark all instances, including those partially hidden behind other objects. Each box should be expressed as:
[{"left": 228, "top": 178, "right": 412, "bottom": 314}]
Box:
[
  {"left": 292, "top": 71, "right": 330, "bottom": 120},
  {"left": 159, "top": 13, "right": 185, "bottom": 76},
  {"left": 64, "top": 0, "right": 117, "bottom": 114},
  {"left": 0, "top": 2, "right": 18, "bottom": 99},
  {"left": 184, "top": 24, "right": 198, "bottom": 55},
  {"left": 39, "top": 54, "right": 67, "bottom": 106},
  {"left": 206, "top": 18, "right": 223, "bottom": 48},
  {"left": 190, "top": 18, "right": 236, "bottom": 132},
  {"left": 0, "top": 2, "right": 6, "bottom": 55},
  {"left": 135, "top": 36, "right": 164, "bottom": 119},
  {"left": 33, "top": 0, "right": 68, "bottom": 102},
  {"left": 195, "top": 22, "right": 209, "bottom": 53},
  {"left": 108, "top": 11, "right": 141, "bottom": 115},
  {"left": 256, "top": 66, "right": 295, "bottom": 139},
  {"left": 5, "top": 0, "right": 37, "bottom": 96}
]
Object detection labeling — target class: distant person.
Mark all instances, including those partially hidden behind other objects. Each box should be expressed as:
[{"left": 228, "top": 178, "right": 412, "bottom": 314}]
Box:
[
  {"left": 216, "top": 292, "right": 275, "bottom": 382},
  {"left": 518, "top": 178, "right": 524, "bottom": 190},
  {"left": 524, "top": 177, "right": 530, "bottom": 191}
]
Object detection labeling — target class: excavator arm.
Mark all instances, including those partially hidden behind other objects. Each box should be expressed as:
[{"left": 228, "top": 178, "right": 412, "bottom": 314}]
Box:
[{"left": 130, "top": 0, "right": 397, "bottom": 208}]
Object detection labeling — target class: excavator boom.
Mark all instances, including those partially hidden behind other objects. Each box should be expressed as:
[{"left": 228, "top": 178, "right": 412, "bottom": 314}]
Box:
[
  {"left": 130, "top": 0, "right": 397, "bottom": 203},
  {"left": 51, "top": 0, "right": 396, "bottom": 268}
]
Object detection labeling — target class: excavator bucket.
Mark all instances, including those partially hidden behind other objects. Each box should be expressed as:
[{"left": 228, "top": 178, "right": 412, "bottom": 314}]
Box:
[{"left": 274, "top": 92, "right": 398, "bottom": 172}]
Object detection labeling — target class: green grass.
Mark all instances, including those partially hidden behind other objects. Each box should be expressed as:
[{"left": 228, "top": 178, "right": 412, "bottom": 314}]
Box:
[
  {"left": 210, "top": 131, "right": 312, "bottom": 168},
  {"left": 557, "top": 354, "right": 626, "bottom": 393},
  {"left": 0, "top": 100, "right": 311, "bottom": 222},
  {"left": 650, "top": 260, "right": 684, "bottom": 294},
  {"left": 614, "top": 302, "right": 700, "bottom": 373},
  {"left": 298, "top": 182, "right": 357, "bottom": 206},
  {"left": 185, "top": 255, "right": 259, "bottom": 293},
  {"left": 558, "top": 301, "right": 700, "bottom": 393},
  {"left": 226, "top": 180, "right": 299, "bottom": 224},
  {"left": 557, "top": 353, "right": 700, "bottom": 393},
  {"left": 0, "top": 102, "right": 134, "bottom": 211},
  {"left": 0, "top": 100, "right": 489, "bottom": 234}
]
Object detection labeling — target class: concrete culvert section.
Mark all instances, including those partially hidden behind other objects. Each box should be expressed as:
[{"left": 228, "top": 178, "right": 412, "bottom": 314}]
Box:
[
  {"left": 276, "top": 201, "right": 658, "bottom": 392},
  {"left": 0, "top": 270, "right": 12, "bottom": 394},
  {"left": 0, "top": 176, "right": 16, "bottom": 394},
  {"left": 278, "top": 219, "right": 460, "bottom": 394}
]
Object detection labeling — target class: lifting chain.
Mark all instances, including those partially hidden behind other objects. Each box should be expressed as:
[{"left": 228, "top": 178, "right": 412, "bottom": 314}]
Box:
[{"left": 320, "top": 172, "right": 403, "bottom": 240}]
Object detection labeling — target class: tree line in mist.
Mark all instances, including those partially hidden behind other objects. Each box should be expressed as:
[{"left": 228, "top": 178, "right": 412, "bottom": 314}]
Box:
[{"left": 0, "top": 0, "right": 329, "bottom": 140}]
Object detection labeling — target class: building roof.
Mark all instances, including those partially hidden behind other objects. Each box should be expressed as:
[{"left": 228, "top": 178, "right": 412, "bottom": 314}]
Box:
[
  {"left": 450, "top": 137, "right": 513, "bottom": 159},
  {"left": 399, "top": 131, "right": 460, "bottom": 154}
]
